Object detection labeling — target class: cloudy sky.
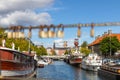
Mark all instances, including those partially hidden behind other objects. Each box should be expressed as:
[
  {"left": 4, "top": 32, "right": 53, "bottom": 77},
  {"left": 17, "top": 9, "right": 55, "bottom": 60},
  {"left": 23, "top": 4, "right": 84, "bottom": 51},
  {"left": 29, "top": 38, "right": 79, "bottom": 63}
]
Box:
[
  {"left": 0, "top": 0, "right": 53, "bottom": 26},
  {"left": 0, "top": 0, "right": 120, "bottom": 47}
]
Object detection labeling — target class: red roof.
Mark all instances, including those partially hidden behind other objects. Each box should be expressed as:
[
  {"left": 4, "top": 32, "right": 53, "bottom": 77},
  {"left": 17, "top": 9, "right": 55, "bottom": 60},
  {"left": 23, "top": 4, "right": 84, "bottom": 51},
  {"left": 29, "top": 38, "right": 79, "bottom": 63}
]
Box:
[{"left": 88, "top": 34, "right": 120, "bottom": 46}]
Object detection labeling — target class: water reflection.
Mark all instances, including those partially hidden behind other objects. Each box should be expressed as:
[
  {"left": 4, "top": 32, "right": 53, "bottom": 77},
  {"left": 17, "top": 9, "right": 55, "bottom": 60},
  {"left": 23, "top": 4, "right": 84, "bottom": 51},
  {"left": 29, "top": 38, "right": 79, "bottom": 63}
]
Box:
[{"left": 36, "top": 61, "right": 106, "bottom": 80}]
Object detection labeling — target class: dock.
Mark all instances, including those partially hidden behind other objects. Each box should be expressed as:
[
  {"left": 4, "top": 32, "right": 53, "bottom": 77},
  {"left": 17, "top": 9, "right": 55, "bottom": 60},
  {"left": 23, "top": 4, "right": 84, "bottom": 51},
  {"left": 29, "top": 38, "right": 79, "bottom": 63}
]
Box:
[{"left": 98, "top": 65, "right": 120, "bottom": 80}]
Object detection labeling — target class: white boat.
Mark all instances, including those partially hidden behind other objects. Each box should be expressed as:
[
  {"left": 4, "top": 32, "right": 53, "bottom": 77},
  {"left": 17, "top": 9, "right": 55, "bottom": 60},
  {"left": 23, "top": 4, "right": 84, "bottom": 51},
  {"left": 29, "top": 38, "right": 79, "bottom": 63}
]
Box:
[
  {"left": 38, "top": 60, "right": 48, "bottom": 65},
  {"left": 34, "top": 54, "right": 52, "bottom": 68},
  {"left": 37, "top": 58, "right": 53, "bottom": 68},
  {"left": 81, "top": 53, "right": 102, "bottom": 71}
]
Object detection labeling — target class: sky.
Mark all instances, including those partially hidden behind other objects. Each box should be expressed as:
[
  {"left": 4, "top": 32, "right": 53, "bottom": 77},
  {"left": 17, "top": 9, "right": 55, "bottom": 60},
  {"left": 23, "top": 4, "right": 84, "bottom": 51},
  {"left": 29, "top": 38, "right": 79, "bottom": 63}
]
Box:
[{"left": 0, "top": 0, "right": 120, "bottom": 48}]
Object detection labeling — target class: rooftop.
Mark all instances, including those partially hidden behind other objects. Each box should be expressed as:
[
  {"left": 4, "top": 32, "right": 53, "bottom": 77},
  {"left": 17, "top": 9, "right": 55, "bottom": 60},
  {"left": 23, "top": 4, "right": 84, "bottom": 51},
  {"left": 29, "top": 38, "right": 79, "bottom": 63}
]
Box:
[{"left": 88, "top": 32, "right": 120, "bottom": 46}]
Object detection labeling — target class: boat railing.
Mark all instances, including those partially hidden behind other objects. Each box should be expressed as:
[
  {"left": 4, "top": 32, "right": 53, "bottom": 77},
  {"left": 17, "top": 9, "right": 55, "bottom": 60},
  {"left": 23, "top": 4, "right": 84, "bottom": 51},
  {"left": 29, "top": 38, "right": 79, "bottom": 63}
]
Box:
[{"left": 101, "top": 65, "right": 120, "bottom": 74}]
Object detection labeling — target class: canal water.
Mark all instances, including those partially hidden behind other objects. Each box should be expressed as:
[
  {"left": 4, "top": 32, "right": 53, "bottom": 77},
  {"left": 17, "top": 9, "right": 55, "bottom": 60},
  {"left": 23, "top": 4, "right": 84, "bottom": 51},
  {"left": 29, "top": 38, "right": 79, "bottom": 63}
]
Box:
[{"left": 36, "top": 61, "right": 107, "bottom": 80}]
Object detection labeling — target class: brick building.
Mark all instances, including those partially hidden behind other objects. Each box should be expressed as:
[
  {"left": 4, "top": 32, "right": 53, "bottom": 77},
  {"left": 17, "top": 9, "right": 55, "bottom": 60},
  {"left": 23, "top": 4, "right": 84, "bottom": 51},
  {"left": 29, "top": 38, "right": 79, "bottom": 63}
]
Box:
[{"left": 53, "top": 42, "right": 70, "bottom": 56}]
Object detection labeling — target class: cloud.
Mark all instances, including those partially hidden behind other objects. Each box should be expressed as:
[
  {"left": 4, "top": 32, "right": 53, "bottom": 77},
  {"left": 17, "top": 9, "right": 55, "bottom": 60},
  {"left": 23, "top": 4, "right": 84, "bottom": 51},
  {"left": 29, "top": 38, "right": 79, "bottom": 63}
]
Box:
[
  {"left": 54, "top": 39, "right": 75, "bottom": 47},
  {"left": 0, "top": 0, "right": 55, "bottom": 27},
  {"left": 0, "top": 10, "right": 52, "bottom": 27},
  {"left": 42, "top": 7, "right": 64, "bottom": 11},
  {"left": 54, "top": 39, "right": 64, "bottom": 47},
  {"left": 54, "top": 39, "right": 63, "bottom": 43},
  {"left": 0, "top": 0, "right": 54, "bottom": 14}
]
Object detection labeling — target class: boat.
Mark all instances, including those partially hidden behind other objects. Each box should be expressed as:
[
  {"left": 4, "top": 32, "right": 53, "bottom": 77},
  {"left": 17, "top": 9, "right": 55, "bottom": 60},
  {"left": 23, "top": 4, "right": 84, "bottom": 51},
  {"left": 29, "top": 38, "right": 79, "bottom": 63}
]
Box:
[
  {"left": 81, "top": 53, "right": 102, "bottom": 71},
  {"left": 37, "top": 60, "right": 46, "bottom": 68},
  {"left": 37, "top": 58, "right": 53, "bottom": 68},
  {"left": 37, "top": 59, "right": 49, "bottom": 67},
  {"left": 68, "top": 51, "right": 83, "bottom": 65},
  {"left": 34, "top": 54, "right": 52, "bottom": 68},
  {"left": 0, "top": 46, "right": 37, "bottom": 79},
  {"left": 68, "top": 39, "right": 83, "bottom": 66}
]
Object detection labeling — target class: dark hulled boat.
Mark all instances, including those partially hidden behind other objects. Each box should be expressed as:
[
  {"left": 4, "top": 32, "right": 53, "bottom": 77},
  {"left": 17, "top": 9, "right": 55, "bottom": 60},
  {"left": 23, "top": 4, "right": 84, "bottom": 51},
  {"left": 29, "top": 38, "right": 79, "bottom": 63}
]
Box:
[{"left": 0, "top": 47, "right": 36, "bottom": 79}]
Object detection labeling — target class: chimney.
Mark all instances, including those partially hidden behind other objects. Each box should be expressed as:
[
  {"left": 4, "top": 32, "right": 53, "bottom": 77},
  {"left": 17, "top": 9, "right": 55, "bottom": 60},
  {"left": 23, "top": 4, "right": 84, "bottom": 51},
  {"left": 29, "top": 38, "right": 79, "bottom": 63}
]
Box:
[
  {"left": 108, "top": 30, "right": 112, "bottom": 34},
  {"left": 104, "top": 32, "right": 107, "bottom": 35},
  {"left": 98, "top": 35, "right": 100, "bottom": 38},
  {"left": 102, "top": 34, "right": 104, "bottom": 36},
  {"left": 95, "top": 36, "right": 97, "bottom": 39},
  {"left": 95, "top": 35, "right": 100, "bottom": 39},
  {"left": 103, "top": 32, "right": 107, "bottom": 37}
]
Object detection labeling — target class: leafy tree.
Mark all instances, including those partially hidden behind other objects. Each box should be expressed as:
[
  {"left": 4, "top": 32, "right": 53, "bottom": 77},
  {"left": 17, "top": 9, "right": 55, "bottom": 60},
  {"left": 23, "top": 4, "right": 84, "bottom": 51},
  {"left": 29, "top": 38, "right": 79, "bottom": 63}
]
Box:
[
  {"left": 64, "top": 50, "right": 69, "bottom": 55},
  {"left": 0, "top": 28, "right": 4, "bottom": 33},
  {"left": 0, "top": 28, "right": 47, "bottom": 56},
  {"left": 38, "top": 46, "right": 47, "bottom": 55},
  {"left": 35, "top": 47, "right": 42, "bottom": 56},
  {"left": 81, "top": 41, "right": 88, "bottom": 48},
  {"left": 80, "top": 41, "right": 91, "bottom": 56},
  {"left": 80, "top": 47, "right": 91, "bottom": 56},
  {"left": 0, "top": 28, "right": 7, "bottom": 46},
  {"left": 100, "top": 36, "right": 120, "bottom": 56}
]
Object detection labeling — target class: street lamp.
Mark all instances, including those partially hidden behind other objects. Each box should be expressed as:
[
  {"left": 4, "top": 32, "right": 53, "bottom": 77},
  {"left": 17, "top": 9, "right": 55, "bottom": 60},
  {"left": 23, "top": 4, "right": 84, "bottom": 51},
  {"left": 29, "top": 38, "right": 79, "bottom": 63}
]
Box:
[
  {"left": 108, "top": 30, "right": 112, "bottom": 56},
  {"left": 26, "top": 37, "right": 31, "bottom": 54}
]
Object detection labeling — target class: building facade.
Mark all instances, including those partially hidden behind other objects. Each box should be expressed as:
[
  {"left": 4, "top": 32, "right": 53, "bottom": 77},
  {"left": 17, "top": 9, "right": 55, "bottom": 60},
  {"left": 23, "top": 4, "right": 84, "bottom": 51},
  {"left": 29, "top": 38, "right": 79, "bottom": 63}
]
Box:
[{"left": 88, "top": 30, "right": 120, "bottom": 55}]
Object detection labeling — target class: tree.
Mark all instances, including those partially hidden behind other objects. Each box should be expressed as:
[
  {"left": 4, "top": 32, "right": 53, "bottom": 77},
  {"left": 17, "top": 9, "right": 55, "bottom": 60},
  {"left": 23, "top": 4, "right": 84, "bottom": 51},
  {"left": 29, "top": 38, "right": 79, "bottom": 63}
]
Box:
[
  {"left": 64, "top": 50, "right": 69, "bottom": 55},
  {"left": 81, "top": 41, "right": 88, "bottom": 48},
  {"left": 39, "top": 46, "right": 47, "bottom": 55},
  {"left": 0, "top": 28, "right": 5, "bottom": 38},
  {"left": 80, "top": 41, "right": 91, "bottom": 56},
  {"left": 0, "top": 28, "right": 47, "bottom": 56},
  {"left": 100, "top": 36, "right": 120, "bottom": 56},
  {"left": 80, "top": 47, "right": 91, "bottom": 56},
  {"left": 0, "top": 28, "right": 7, "bottom": 46},
  {"left": 35, "top": 47, "right": 42, "bottom": 56}
]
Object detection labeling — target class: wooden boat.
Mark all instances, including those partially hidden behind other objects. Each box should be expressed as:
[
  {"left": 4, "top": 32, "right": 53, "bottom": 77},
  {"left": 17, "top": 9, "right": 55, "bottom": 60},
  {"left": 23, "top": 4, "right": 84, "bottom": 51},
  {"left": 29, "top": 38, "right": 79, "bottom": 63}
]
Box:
[{"left": 0, "top": 47, "right": 37, "bottom": 79}]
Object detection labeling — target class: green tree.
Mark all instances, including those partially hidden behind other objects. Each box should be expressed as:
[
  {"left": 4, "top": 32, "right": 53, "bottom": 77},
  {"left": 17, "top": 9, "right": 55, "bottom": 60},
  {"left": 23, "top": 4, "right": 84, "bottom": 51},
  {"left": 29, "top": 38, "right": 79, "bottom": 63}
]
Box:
[
  {"left": 35, "top": 47, "right": 42, "bottom": 56},
  {"left": 0, "top": 28, "right": 47, "bottom": 56},
  {"left": 64, "top": 50, "right": 69, "bottom": 55},
  {"left": 0, "top": 28, "right": 7, "bottom": 46},
  {"left": 80, "top": 47, "right": 91, "bottom": 56},
  {"left": 81, "top": 41, "right": 88, "bottom": 48},
  {"left": 38, "top": 46, "right": 47, "bottom": 55},
  {"left": 100, "top": 36, "right": 120, "bottom": 56},
  {"left": 80, "top": 41, "right": 91, "bottom": 56}
]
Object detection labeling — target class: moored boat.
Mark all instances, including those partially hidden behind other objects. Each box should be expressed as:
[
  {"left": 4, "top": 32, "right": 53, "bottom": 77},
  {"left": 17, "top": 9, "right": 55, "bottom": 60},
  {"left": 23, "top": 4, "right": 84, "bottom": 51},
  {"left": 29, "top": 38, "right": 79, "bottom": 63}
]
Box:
[
  {"left": 68, "top": 39, "right": 83, "bottom": 66},
  {"left": 68, "top": 53, "right": 83, "bottom": 65},
  {"left": 0, "top": 47, "right": 36, "bottom": 79},
  {"left": 37, "top": 59, "right": 48, "bottom": 68},
  {"left": 81, "top": 53, "right": 102, "bottom": 71}
]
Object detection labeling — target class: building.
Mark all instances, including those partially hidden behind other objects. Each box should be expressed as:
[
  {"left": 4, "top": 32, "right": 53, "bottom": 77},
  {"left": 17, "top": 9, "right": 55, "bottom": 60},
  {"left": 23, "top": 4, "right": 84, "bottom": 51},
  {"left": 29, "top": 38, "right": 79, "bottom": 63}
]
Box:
[
  {"left": 46, "top": 47, "right": 53, "bottom": 55},
  {"left": 54, "top": 47, "right": 70, "bottom": 56},
  {"left": 88, "top": 30, "right": 120, "bottom": 54},
  {"left": 53, "top": 42, "right": 70, "bottom": 56}
]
